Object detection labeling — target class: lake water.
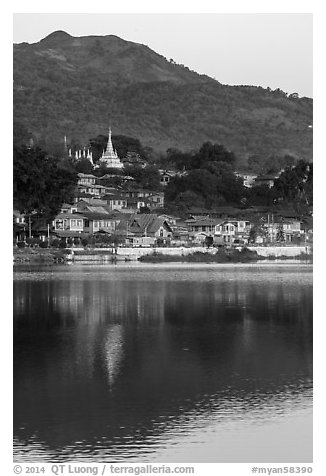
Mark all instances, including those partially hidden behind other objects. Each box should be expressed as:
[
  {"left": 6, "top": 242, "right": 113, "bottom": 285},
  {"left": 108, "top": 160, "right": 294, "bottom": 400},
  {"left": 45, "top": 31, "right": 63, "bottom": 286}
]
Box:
[{"left": 13, "top": 262, "right": 313, "bottom": 463}]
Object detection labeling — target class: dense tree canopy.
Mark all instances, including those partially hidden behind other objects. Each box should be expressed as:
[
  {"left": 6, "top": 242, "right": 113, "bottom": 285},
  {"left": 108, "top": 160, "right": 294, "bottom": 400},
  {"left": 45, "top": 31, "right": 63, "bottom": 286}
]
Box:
[
  {"left": 164, "top": 142, "right": 245, "bottom": 210},
  {"left": 193, "top": 142, "right": 236, "bottom": 169},
  {"left": 13, "top": 145, "right": 78, "bottom": 222},
  {"left": 248, "top": 153, "right": 298, "bottom": 175},
  {"left": 244, "top": 159, "right": 313, "bottom": 213},
  {"left": 163, "top": 142, "right": 236, "bottom": 172},
  {"left": 273, "top": 160, "right": 312, "bottom": 211},
  {"left": 123, "top": 164, "right": 161, "bottom": 190}
]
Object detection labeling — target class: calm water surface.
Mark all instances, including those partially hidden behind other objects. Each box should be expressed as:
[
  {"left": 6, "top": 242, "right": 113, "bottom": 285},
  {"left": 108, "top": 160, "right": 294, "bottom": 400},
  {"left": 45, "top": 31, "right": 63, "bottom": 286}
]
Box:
[{"left": 13, "top": 263, "right": 313, "bottom": 463}]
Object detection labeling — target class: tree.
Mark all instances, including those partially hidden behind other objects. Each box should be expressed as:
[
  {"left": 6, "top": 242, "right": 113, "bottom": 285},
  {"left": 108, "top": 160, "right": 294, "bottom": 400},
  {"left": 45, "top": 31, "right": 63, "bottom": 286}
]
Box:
[
  {"left": 165, "top": 159, "right": 246, "bottom": 210},
  {"left": 193, "top": 142, "right": 236, "bottom": 169},
  {"left": 247, "top": 184, "right": 275, "bottom": 207},
  {"left": 171, "top": 191, "right": 205, "bottom": 214},
  {"left": 276, "top": 224, "right": 285, "bottom": 243},
  {"left": 13, "top": 145, "right": 78, "bottom": 222},
  {"left": 164, "top": 148, "right": 193, "bottom": 170},
  {"left": 123, "top": 164, "right": 161, "bottom": 190},
  {"left": 273, "top": 160, "right": 313, "bottom": 208},
  {"left": 74, "top": 158, "right": 94, "bottom": 174},
  {"left": 89, "top": 134, "right": 107, "bottom": 162}
]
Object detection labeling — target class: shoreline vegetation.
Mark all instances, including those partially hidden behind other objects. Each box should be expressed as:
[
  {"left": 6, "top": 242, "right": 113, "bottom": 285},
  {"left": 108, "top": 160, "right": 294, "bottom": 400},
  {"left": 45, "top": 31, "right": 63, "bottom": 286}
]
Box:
[
  {"left": 138, "top": 249, "right": 311, "bottom": 263},
  {"left": 13, "top": 247, "right": 312, "bottom": 264}
]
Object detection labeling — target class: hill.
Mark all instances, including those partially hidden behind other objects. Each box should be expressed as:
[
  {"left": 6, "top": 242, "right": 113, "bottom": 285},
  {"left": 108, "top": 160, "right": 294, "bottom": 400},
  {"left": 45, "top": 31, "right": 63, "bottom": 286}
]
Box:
[{"left": 13, "top": 31, "right": 313, "bottom": 167}]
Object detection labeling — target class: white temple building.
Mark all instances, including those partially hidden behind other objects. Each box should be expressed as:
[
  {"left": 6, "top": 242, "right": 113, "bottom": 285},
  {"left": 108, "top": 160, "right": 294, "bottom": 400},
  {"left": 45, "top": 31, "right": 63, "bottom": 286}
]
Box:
[{"left": 99, "top": 127, "right": 124, "bottom": 169}]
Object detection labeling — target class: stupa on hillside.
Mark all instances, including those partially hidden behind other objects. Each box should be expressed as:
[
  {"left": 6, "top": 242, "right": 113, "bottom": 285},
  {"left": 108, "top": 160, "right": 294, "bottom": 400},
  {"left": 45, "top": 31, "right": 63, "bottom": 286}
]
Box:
[{"left": 98, "top": 127, "right": 124, "bottom": 169}]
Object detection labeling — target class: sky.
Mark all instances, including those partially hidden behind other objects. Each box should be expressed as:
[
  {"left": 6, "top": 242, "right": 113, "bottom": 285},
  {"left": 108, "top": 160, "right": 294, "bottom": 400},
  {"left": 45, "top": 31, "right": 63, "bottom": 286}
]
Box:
[{"left": 13, "top": 12, "right": 313, "bottom": 98}]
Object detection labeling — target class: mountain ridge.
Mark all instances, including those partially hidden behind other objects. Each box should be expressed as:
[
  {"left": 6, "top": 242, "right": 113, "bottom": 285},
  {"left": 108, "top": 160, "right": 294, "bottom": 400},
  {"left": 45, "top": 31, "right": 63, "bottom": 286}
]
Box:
[{"left": 13, "top": 31, "right": 313, "bottom": 166}]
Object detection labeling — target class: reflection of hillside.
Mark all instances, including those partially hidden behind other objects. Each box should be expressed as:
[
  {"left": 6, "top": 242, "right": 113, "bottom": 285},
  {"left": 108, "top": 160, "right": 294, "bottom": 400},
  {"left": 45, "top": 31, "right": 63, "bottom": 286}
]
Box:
[{"left": 13, "top": 274, "right": 312, "bottom": 460}]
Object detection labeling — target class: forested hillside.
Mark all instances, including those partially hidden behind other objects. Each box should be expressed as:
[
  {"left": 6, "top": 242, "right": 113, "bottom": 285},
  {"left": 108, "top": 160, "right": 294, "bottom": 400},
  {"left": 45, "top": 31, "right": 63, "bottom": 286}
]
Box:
[{"left": 13, "top": 31, "right": 313, "bottom": 168}]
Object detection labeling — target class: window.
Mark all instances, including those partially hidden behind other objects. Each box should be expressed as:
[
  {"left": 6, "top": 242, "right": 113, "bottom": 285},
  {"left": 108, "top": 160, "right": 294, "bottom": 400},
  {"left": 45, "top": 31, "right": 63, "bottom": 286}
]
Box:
[{"left": 55, "top": 219, "right": 64, "bottom": 230}]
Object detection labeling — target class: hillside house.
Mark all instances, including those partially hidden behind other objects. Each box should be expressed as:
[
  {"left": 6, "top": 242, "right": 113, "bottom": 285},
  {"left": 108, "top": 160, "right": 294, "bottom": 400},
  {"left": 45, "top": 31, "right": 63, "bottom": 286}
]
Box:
[
  {"left": 107, "top": 195, "right": 128, "bottom": 211},
  {"left": 77, "top": 183, "right": 112, "bottom": 197},
  {"left": 234, "top": 172, "right": 257, "bottom": 188},
  {"left": 119, "top": 188, "right": 152, "bottom": 199},
  {"left": 159, "top": 171, "right": 175, "bottom": 186},
  {"left": 159, "top": 169, "right": 187, "bottom": 186},
  {"left": 125, "top": 197, "right": 150, "bottom": 211},
  {"left": 76, "top": 199, "right": 109, "bottom": 211},
  {"left": 254, "top": 172, "right": 283, "bottom": 188},
  {"left": 147, "top": 192, "right": 164, "bottom": 209},
  {"left": 77, "top": 173, "right": 97, "bottom": 186},
  {"left": 122, "top": 152, "right": 147, "bottom": 168},
  {"left": 60, "top": 203, "right": 78, "bottom": 214}
]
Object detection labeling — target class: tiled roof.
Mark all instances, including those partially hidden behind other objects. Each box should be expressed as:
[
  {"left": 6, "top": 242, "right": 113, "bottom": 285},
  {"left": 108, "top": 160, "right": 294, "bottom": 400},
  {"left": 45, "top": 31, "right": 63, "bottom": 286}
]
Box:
[
  {"left": 188, "top": 218, "right": 224, "bottom": 226},
  {"left": 83, "top": 206, "right": 110, "bottom": 214},
  {"left": 77, "top": 198, "right": 108, "bottom": 206},
  {"left": 128, "top": 214, "right": 172, "bottom": 235},
  {"left": 82, "top": 212, "right": 116, "bottom": 220},
  {"left": 77, "top": 173, "right": 97, "bottom": 178},
  {"left": 54, "top": 212, "right": 86, "bottom": 219}
]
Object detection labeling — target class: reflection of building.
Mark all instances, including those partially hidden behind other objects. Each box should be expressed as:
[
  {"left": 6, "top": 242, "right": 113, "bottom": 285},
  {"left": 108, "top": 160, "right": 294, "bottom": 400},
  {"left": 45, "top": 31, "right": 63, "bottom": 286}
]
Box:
[
  {"left": 104, "top": 325, "right": 124, "bottom": 387},
  {"left": 99, "top": 128, "right": 124, "bottom": 169}
]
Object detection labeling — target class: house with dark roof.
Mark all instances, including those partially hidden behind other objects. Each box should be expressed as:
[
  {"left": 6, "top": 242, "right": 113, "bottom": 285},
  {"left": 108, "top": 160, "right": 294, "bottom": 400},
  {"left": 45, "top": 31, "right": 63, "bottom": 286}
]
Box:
[
  {"left": 106, "top": 195, "right": 128, "bottom": 211},
  {"left": 254, "top": 173, "right": 281, "bottom": 188},
  {"left": 60, "top": 203, "right": 78, "bottom": 214},
  {"left": 52, "top": 212, "right": 87, "bottom": 238},
  {"left": 82, "top": 211, "right": 118, "bottom": 235},
  {"left": 116, "top": 213, "right": 173, "bottom": 246},
  {"left": 147, "top": 191, "right": 164, "bottom": 209},
  {"left": 77, "top": 173, "right": 97, "bottom": 186},
  {"left": 187, "top": 218, "right": 224, "bottom": 234}
]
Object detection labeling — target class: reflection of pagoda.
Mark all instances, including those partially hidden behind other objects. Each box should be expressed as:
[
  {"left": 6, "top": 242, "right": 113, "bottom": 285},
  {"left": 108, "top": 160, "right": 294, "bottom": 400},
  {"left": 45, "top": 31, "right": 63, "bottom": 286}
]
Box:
[{"left": 99, "top": 127, "right": 124, "bottom": 169}]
